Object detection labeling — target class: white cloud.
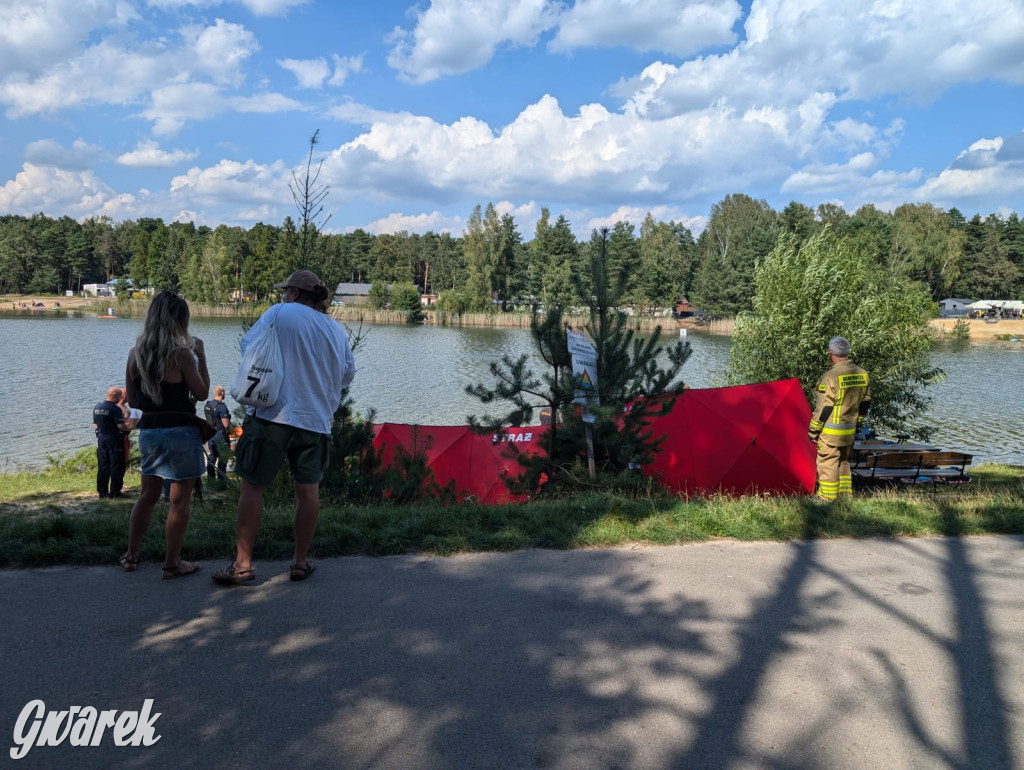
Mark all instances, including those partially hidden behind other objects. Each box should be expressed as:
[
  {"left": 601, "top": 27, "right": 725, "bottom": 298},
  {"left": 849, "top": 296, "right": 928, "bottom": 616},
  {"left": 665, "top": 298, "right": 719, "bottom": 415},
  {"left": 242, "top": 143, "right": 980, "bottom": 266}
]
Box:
[
  {"left": 328, "top": 101, "right": 405, "bottom": 125},
  {"left": 0, "top": 16, "right": 261, "bottom": 134},
  {"left": 116, "top": 140, "right": 199, "bottom": 168},
  {"left": 230, "top": 92, "right": 305, "bottom": 112},
  {"left": 328, "top": 54, "right": 364, "bottom": 86},
  {"left": 362, "top": 210, "right": 465, "bottom": 236},
  {"left": 917, "top": 133, "right": 1024, "bottom": 202},
  {"left": 1, "top": 40, "right": 172, "bottom": 118},
  {"left": 321, "top": 94, "right": 798, "bottom": 207},
  {"left": 387, "top": 0, "right": 560, "bottom": 83},
  {"left": 492, "top": 200, "right": 539, "bottom": 224},
  {"left": 0, "top": 0, "right": 131, "bottom": 77},
  {"left": 144, "top": 83, "right": 225, "bottom": 136},
  {"left": 0, "top": 163, "right": 131, "bottom": 218},
  {"left": 781, "top": 128, "right": 1024, "bottom": 213},
  {"left": 276, "top": 54, "right": 363, "bottom": 89},
  {"left": 388, "top": 0, "right": 744, "bottom": 82},
  {"left": 170, "top": 158, "right": 288, "bottom": 205},
  {"left": 997, "top": 131, "right": 1024, "bottom": 162},
  {"left": 145, "top": 0, "right": 309, "bottom": 16},
  {"left": 583, "top": 204, "right": 704, "bottom": 234},
  {"left": 3, "top": 0, "right": 1023, "bottom": 230},
  {"left": 783, "top": 153, "right": 924, "bottom": 205},
  {"left": 616, "top": 0, "right": 1024, "bottom": 122},
  {"left": 182, "top": 19, "right": 259, "bottom": 86},
  {"left": 24, "top": 138, "right": 106, "bottom": 170},
  {"left": 551, "top": 0, "right": 741, "bottom": 56},
  {"left": 237, "top": 0, "right": 310, "bottom": 14},
  {"left": 278, "top": 58, "right": 331, "bottom": 89}
]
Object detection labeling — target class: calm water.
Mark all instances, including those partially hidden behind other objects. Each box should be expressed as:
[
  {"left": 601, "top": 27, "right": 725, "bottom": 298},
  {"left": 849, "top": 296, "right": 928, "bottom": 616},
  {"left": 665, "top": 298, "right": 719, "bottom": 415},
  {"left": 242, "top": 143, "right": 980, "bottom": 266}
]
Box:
[{"left": 1, "top": 312, "right": 1022, "bottom": 470}]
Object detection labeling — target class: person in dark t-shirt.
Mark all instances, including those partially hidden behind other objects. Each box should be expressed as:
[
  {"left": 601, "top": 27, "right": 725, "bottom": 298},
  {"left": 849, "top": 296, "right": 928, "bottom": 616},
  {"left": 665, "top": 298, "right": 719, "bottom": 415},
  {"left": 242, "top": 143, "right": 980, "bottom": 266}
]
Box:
[
  {"left": 93, "top": 386, "right": 130, "bottom": 498},
  {"left": 204, "top": 385, "right": 232, "bottom": 480}
]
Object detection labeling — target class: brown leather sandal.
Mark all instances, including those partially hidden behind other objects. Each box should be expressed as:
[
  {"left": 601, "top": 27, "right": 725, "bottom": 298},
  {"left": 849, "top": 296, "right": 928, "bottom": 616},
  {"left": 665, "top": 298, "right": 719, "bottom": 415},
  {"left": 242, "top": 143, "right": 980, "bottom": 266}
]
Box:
[
  {"left": 118, "top": 552, "right": 139, "bottom": 572},
  {"left": 212, "top": 563, "right": 256, "bottom": 585},
  {"left": 289, "top": 561, "right": 316, "bottom": 581},
  {"left": 162, "top": 561, "right": 202, "bottom": 579}
]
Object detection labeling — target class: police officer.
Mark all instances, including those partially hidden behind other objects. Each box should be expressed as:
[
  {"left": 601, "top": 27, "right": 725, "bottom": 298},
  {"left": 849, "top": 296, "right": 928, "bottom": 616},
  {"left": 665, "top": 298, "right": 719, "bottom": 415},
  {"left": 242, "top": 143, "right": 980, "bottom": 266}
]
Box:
[
  {"left": 93, "top": 386, "right": 130, "bottom": 498},
  {"left": 808, "top": 337, "right": 870, "bottom": 501},
  {"left": 204, "top": 385, "right": 232, "bottom": 480}
]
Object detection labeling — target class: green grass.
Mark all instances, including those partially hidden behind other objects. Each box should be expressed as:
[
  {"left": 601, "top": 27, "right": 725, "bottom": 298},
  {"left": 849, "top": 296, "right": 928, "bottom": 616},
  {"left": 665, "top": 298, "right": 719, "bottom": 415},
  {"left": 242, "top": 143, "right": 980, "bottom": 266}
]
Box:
[{"left": 1, "top": 465, "right": 1021, "bottom": 568}]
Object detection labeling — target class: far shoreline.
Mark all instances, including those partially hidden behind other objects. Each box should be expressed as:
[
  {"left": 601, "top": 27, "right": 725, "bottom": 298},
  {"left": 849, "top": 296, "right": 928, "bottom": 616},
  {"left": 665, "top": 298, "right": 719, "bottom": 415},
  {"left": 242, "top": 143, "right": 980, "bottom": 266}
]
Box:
[{"left": 4, "top": 294, "right": 1023, "bottom": 343}]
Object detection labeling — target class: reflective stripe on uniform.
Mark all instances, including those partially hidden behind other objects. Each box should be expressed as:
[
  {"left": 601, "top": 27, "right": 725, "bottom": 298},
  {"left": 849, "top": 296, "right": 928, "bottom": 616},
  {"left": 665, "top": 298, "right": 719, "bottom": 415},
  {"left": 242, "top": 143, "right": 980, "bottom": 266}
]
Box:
[
  {"left": 818, "top": 480, "right": 839, "bottom": 500},
  {"left": 822, "top": 422, "right": 857, "bottom": 436}
]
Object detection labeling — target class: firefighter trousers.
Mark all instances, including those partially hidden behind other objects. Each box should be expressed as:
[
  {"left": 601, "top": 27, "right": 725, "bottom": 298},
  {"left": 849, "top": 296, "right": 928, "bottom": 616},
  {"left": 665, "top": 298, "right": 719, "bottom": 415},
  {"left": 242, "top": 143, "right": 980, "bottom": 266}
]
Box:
[{"left": 816, "top": 442, "right": 853, "bottom": 500}]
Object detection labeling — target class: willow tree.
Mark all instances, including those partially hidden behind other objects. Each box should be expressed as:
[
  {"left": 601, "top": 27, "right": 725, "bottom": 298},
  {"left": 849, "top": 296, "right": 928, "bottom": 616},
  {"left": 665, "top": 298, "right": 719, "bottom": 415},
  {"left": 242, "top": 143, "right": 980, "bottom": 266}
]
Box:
[{"left": 730, "top": 227, "right": 942, "bottom": 439}]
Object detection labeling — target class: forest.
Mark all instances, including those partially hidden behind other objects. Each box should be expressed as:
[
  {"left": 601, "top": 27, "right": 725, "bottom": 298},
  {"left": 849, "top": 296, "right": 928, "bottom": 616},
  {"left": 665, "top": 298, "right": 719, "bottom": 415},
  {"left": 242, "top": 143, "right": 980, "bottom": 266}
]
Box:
[{"left": 1, "top": 195, "right": 1022, "bottom": 316}]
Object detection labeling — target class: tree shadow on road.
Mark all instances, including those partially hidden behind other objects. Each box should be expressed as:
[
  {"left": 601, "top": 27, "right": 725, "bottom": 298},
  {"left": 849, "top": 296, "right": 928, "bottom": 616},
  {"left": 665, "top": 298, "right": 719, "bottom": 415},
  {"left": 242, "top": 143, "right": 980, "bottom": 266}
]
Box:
[{"left": 1, "top": 522, "right": 1020, "bottom": 768}]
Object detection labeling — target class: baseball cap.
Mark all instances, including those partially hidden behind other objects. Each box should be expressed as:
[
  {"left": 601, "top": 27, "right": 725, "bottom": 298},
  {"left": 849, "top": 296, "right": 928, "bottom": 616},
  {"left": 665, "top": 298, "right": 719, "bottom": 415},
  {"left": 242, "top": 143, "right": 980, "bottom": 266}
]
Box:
[{"left": 273, "top": 270, "right": 323, "bottom": 292}]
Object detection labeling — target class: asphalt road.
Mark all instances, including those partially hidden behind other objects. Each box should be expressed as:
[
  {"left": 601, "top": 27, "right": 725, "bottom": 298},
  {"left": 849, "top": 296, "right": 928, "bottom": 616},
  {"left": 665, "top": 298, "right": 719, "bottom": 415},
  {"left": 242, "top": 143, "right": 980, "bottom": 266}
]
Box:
[{"left": 2, "top": 536, "right": 1022, "bottom": 769}]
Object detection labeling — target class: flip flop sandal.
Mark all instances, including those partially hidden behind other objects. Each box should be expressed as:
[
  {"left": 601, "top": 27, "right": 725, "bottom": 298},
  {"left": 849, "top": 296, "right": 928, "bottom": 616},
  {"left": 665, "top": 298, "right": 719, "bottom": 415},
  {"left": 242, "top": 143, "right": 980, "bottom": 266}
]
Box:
[
  {"left": 289, "top": 561, "right": 316, "bottom": 581},
  {"left": 118, "top": 553, "right": 139, "bottom": 572},
  {"left": 162, "top": 561, "right": 202, "bottom": 579},
  {"left": 212, "top": 563, "right": 256, "bottom": 585}
]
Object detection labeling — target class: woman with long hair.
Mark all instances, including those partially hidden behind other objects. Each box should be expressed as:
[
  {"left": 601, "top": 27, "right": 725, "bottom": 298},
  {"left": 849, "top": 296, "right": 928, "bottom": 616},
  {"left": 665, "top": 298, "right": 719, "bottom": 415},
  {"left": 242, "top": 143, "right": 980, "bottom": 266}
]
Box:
[{"left": 119, "top": 290, "right": 209, "bottom": 578}]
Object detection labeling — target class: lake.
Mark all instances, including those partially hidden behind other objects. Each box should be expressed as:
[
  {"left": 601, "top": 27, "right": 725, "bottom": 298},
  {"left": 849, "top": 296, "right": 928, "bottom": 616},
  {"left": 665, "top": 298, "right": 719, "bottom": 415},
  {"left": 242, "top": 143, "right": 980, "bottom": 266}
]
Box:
[{"left": 2, "top": 311, "right": 1022, "bottom": 470}]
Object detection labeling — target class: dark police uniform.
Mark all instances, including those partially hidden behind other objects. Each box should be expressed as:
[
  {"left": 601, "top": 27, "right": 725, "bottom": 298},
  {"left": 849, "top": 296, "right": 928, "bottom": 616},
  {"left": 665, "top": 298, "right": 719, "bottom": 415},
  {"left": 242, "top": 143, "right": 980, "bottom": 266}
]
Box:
[
  {"left": 205, "top": 399, "right": 231, "bottom": 479},
  {"left": 93, "top": 399, "right": 127, "bottom": 497}
]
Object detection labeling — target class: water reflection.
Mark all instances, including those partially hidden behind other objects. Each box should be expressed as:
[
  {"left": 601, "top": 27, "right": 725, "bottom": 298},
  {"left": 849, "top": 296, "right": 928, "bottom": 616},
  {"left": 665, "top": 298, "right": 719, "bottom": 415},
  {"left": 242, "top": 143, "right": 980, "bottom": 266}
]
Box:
[{"left": 1, "top": 313, "right": 1021, "bottom": 471}]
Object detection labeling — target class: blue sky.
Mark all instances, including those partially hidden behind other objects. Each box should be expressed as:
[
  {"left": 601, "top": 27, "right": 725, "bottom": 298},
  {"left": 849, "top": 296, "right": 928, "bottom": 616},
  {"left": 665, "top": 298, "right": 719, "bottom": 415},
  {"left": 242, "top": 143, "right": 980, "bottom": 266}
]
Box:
[{"left": 2, "top": 0, "right": 1023, "bottom": 239}]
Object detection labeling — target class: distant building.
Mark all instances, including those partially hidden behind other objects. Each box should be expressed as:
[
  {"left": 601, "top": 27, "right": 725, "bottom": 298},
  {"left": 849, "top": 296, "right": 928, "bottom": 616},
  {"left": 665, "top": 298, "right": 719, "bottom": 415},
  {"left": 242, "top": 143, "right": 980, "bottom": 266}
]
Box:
[
  {"left": 938, "top": 298, "right": 972, "bottom": 317},
  {"left": 674, "top": 298, "right": 695, "bottom": 318},
  {"left": 334, "top": 282, "right": 373, "bottom": 305},
  {"left": 83, "top": 283, "right": 114, "bottom": 297}
]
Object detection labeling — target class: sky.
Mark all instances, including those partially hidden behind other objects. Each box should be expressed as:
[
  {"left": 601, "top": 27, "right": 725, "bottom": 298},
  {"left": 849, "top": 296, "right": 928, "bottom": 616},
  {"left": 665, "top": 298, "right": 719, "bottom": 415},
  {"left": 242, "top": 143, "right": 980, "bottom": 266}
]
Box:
[{"left": 1, "top": 0, "right": 1023, "bottom": 240}]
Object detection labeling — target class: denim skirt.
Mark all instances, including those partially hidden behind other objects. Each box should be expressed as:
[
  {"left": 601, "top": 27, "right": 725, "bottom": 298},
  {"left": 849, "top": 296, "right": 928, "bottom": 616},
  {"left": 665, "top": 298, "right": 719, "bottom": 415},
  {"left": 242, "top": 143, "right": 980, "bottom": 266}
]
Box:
[{"left": 139, "top": 426, "right": 206, "bottom": 480}]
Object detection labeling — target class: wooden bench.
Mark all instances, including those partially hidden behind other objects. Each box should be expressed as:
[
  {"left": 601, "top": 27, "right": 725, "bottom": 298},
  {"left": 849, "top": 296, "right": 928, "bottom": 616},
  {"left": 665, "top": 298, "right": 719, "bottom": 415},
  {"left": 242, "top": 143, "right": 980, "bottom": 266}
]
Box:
[
  {"left": 853, "top": 451, "right": 973, "bottom": 485},
  {"left": 851, "top": 440, "right": 941, "bottom": 463}
]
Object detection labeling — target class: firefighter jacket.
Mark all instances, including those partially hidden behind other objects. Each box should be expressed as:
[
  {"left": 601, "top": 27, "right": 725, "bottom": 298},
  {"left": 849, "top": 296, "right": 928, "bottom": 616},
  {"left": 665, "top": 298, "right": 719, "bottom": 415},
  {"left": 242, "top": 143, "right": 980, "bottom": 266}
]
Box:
[{"left": 808, "top": 360, "right": 870, "bottom": 447}]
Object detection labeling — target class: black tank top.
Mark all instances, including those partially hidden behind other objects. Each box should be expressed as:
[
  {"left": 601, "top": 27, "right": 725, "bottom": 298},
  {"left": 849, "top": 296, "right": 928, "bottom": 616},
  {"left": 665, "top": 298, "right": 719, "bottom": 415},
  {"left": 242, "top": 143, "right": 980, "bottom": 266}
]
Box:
[{"left": 132, "top": 376, "right": 195, "bottom": 414}]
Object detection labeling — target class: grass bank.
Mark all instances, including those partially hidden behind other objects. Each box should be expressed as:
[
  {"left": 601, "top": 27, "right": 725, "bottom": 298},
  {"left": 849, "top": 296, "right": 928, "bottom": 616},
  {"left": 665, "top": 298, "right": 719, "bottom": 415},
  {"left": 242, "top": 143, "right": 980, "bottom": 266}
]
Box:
[{"left": 1, "top": 465, "right": 1021, "bottom": 569}]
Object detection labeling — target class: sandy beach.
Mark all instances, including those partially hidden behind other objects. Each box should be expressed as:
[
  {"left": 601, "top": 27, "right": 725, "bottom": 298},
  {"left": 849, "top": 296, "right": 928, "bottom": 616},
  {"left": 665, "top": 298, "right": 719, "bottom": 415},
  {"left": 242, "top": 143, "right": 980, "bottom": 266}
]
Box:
[
  {"left": 4, "top": 293, "right": 101, "bottom": 311},
  {"left": 930, "top": 317, "right": 1024, "bottom": 341}
]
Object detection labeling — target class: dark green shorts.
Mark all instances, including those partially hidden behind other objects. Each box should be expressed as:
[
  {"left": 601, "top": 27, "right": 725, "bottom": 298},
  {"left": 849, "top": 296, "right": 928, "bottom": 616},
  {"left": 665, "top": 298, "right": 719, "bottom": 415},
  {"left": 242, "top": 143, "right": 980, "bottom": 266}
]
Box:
[{"left": 234, "top": 415, "right": 331, "bottom": 486}]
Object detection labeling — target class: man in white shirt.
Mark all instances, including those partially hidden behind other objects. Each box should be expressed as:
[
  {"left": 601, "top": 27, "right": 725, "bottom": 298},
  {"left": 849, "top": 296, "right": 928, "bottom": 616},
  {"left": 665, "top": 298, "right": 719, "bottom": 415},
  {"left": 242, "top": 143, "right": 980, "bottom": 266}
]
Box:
[{"left": 213, "top": 270, "right": 355, "bottom": 584}]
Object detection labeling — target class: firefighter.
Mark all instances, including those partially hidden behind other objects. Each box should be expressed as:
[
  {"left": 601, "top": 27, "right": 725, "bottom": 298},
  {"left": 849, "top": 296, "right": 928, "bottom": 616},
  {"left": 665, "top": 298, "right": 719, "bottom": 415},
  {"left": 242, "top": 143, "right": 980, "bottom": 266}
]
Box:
[{"left": 808, "top": 337, "right": 870, "bottom": 501}]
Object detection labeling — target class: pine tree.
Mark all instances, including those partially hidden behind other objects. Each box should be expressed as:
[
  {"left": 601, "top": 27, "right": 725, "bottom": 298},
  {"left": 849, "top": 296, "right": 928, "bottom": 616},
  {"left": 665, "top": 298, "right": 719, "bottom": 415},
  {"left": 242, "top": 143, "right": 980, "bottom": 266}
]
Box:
[
  {"left": 467, "top": 229, "right": 690, "bottom": 493},
  {"left": 290, "top": 128, "right": 331, "bottom": 270}
]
